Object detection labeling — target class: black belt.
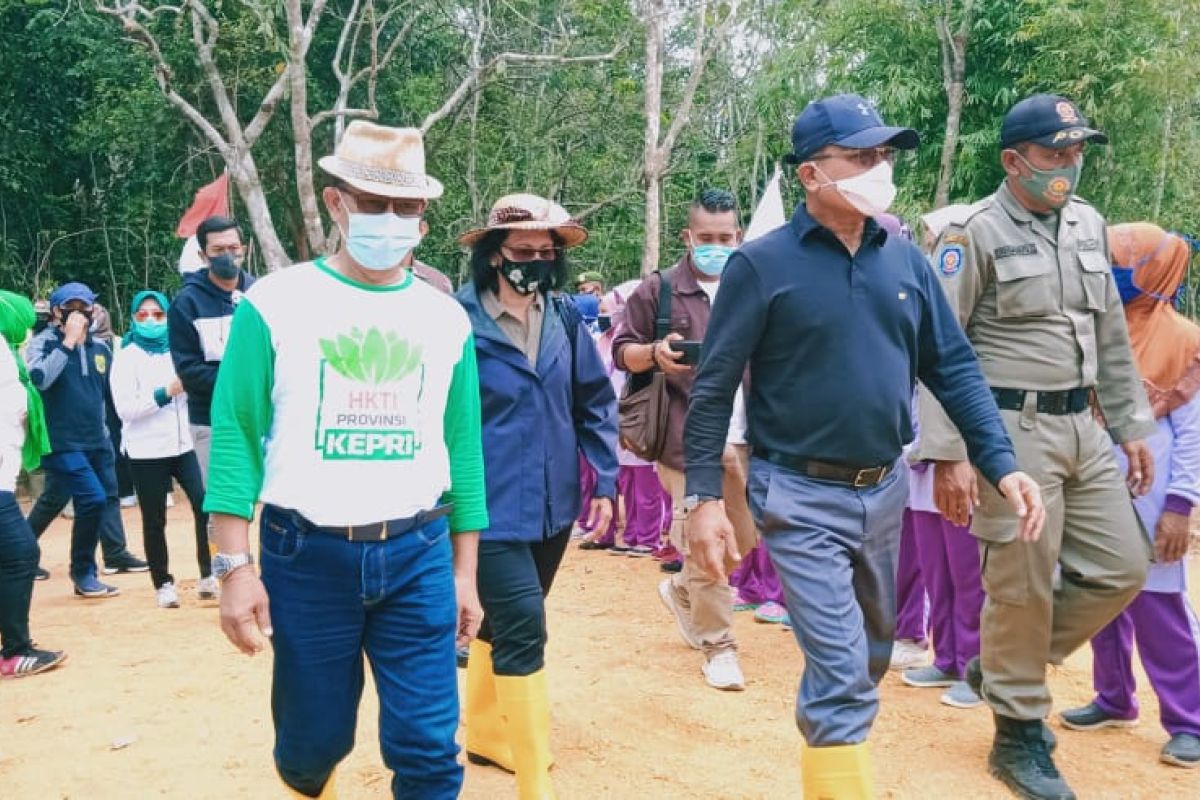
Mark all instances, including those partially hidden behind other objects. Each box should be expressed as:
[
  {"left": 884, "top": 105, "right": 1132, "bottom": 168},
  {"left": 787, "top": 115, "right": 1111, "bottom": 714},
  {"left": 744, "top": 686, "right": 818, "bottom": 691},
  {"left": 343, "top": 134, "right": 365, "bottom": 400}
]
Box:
[
  {"left": 991, "top": 387, "right": 1092, "bottom": 416},
  {"left": 754, "top": 449, "right": 893, "bottom": 488},
  {"left": 279, "top": 504, "right": 453, "bottom": 542}
]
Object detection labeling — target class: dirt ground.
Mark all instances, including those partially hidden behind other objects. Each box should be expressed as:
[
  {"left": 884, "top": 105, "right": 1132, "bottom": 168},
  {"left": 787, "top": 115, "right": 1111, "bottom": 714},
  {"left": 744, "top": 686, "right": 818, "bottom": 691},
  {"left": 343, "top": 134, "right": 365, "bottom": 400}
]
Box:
[{"left": 2, "top": 501, "right": 1199, "bottom": 799}]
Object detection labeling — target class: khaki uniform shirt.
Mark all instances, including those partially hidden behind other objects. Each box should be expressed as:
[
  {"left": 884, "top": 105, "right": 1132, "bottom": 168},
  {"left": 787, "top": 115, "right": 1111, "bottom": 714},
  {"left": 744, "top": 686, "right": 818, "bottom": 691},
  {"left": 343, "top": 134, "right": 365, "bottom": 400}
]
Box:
[
  {"left": 920, "top": 182, "right": 1154, "bottom": 460},
  {"left": 481, "top": 287, "right": 544, "bottom": 367}
]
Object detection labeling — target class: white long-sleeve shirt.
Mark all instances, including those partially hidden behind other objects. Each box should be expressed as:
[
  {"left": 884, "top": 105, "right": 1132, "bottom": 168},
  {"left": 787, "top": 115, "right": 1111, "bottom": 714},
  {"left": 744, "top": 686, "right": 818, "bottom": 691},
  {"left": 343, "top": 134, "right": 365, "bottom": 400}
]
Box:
[
  {"left": 0, "top": 343, "right": 28, "bottom": 492},
  {"left": 109, "top": 344, "right": 194, "bottom": 459}
]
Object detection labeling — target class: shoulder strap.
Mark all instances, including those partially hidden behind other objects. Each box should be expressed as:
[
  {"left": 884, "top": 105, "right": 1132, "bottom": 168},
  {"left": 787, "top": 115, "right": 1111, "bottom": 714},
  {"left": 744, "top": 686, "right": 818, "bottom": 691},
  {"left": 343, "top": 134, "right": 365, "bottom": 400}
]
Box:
[{"left": 655, "top": 269, "right": 673, "bottom": 341}]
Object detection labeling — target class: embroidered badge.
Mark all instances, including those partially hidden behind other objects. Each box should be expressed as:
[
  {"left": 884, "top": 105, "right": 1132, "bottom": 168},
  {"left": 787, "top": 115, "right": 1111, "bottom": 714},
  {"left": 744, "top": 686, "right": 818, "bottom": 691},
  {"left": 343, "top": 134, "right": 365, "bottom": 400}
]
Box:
[
  {"left": 994, "top": 243, "right": 1038, "bottom": 260},
  {"left": 942, "top": 232, "right": 969, "bottom": 246},
  {"left": 938, "top": 245, "right": 964, "bottom": 277},
  {"left": 94, "top": 354, "right": 107, "bottom": 374},
  {"left": 1077, "top": 238, "right": 1100, "bottom": 251},
  {"left": 1056, "top": 101, "right": 1080, "bottom": 124}
]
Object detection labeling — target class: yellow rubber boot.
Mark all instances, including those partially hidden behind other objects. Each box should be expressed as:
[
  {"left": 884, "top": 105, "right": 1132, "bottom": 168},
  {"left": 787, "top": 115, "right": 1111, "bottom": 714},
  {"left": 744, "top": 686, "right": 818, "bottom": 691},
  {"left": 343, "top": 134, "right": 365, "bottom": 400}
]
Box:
[
  {"left": 801, "top": 742, "right": 874, "bottom": 800},
  {"left": 494, "top": 670, "right": 557, "bottom": 800},
  {"left": 281, "top": 770, "right": 337, "bottom": 799},
  {"left": 465, "top": 639, "right": 514, "bottom": 772}
]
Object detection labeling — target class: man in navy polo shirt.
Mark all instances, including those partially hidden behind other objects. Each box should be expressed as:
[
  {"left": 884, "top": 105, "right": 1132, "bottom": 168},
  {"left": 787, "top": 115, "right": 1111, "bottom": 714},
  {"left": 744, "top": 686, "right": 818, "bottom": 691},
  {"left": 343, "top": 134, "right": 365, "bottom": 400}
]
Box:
[{"left": 683, "top": 94, "right": 1046, "bottom": 797}]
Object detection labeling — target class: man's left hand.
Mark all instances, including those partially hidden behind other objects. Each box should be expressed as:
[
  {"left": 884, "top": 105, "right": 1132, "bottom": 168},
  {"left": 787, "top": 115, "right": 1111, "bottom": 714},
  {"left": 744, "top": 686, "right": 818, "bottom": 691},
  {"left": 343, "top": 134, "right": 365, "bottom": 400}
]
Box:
[
  {"left": 1155, "top": 511, "right": 1191, "bottom": 563},
  {"left": 687, "top": 500, "right": 740, "bottom": 582},
  {"left": 584, "top": 497, "right": 614, "bottom": 536},
  {"left": 454, "top": 573, "right": 482, "bottom": 649},
  {"left": 1121, "top": 439, "right": 1154, "bottom": 496},
  {"left": 997, "top": 471, "right": 1046, "bottom": 542}
]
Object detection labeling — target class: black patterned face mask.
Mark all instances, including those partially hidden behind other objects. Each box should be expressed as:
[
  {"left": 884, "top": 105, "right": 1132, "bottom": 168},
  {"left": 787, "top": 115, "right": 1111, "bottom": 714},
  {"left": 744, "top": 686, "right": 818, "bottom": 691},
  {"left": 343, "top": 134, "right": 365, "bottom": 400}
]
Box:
[{"left": 498, "top": 259, "right": 555, "bottom": 295}]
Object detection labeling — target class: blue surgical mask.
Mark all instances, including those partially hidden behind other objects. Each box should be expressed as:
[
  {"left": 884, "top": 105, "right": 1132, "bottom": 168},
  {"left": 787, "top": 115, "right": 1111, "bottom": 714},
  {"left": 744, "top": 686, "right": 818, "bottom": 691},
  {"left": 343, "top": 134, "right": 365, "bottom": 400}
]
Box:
[
  {"left": 341, "top": 202, "right": 423, "bottom": 271},
  {"left": 692, "top": 244, "right": 735, "bottom": 276}
]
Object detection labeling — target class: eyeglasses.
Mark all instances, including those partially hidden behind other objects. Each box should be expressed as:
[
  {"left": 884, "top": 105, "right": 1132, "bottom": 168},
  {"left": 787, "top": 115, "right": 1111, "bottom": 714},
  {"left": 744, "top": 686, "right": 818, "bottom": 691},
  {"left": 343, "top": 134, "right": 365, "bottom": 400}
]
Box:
[
  {"left": 134, "top": 310, "right": 166, "bottom": 322},
  {"left": 501, "top": 245, "right": 562, "bottom": 263},
  {"left": 341, "top": 191, "right": 426, "bottom": 217},
  {"left": 810, "top": 147, "right": 897, "bottom": 169}
]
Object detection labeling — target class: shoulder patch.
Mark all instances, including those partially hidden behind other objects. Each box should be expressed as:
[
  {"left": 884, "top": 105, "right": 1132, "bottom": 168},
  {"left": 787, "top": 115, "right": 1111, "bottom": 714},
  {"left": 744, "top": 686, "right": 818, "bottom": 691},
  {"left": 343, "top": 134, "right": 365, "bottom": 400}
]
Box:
[
  {"left": 94, "top": 353, "right": 107, "bottom": 374},
  {"left": 994, "top": 243, "right": 1038, "bottom": 260},
  {"left": 937, "top": 245, "right": 965, "bottom": 277}
]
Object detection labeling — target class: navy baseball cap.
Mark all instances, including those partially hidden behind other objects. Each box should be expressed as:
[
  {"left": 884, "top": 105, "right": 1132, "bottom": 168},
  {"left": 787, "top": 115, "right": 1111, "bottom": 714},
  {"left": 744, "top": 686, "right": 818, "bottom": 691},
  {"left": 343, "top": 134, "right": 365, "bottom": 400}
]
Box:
[
  {"left": 1000, "top": 94, "right": 1108, "bottom": 149},
  {"left": 49, "top": 282, "right": 97, "bottom": 308},
  {"left": 787, "top": 93, "right": 920, "bottom": 164}
]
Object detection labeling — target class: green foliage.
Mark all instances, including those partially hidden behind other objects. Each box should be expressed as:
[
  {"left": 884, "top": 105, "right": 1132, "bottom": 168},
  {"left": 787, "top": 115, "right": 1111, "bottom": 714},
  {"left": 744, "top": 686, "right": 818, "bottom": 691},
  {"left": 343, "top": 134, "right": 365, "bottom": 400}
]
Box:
[{"left": 2, "top": 0, "right": 1199, "bottom": 312}]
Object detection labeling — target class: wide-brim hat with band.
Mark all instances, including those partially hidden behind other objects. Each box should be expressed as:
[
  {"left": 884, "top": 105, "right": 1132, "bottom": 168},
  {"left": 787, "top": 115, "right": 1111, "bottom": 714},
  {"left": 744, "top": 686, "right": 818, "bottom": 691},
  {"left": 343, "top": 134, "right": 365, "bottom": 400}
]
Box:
[
  {"left": 318, "top": 121, "right": 444, "bottom": 199},
  {"left": 1000, "top": 94, "right": 1108, "bottom": 150},
  {"left": 786, "top": 93, "right": 920, "bottom": 164},
  {"left": 458, "top": 194, "right": 588, "bottom": 249}
]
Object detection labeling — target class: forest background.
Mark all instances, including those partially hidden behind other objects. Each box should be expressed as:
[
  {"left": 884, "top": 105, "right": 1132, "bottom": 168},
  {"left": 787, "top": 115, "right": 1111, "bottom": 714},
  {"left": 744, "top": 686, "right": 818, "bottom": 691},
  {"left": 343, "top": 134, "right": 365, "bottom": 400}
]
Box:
[{"left": 2, "top": 0, "right": 1198, "bottom": 328}]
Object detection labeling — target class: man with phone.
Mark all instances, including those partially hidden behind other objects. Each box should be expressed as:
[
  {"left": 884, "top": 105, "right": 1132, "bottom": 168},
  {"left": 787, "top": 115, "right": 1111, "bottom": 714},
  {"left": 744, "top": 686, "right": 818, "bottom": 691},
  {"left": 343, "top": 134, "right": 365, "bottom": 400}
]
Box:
[{"left": 614, "top": 188, "right": 757, "bottom": 692}]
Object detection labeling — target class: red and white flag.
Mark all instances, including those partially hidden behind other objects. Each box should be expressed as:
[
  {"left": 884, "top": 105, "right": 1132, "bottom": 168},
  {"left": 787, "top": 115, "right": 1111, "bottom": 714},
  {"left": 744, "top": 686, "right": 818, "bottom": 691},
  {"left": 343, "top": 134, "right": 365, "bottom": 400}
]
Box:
[{"left": 176, "top": 173, "right": 230, "bottom": 238}]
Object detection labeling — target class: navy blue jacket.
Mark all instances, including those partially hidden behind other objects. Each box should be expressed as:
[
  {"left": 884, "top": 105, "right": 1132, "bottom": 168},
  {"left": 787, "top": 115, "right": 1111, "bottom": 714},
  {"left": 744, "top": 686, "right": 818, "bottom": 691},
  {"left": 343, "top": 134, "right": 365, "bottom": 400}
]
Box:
[
  {"left": 685, "top": 204, "right": 1018, "bottom": 497},
  {"left": 26, "top": 326, "right": 112, "bottom": 453},
  {"left": 457, "top": 283, "right": 619, "bottom": 543},
  {"left": 167, "top": 268, "right": 255, "bottom": 426}
]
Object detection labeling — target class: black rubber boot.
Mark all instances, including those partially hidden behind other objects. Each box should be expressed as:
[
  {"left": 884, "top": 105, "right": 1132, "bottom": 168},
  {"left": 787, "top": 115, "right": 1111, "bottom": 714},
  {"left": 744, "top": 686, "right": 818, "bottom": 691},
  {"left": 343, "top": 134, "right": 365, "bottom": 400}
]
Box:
[
  {"left": 966, "top": 657, "right": 1057, "bottom": 753},
  {"left": 988, "top": 713, "right": 1076, "bottom": 800}
]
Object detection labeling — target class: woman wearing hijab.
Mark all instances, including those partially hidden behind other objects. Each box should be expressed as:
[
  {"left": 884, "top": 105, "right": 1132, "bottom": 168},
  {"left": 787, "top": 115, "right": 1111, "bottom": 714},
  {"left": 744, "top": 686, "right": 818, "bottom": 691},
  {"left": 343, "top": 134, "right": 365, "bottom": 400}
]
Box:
[
  {"left": 1058, "top": 224, "right": 1200, "bottom": 768},
  {"left": 456, "top": 194, "right": 619, "bottom": 798},
  {"left": 110, "top": 291, "right": 214, "bottom": 609},
  {"left": 0, "top": 290, "right": 66, "bottom": 678}
]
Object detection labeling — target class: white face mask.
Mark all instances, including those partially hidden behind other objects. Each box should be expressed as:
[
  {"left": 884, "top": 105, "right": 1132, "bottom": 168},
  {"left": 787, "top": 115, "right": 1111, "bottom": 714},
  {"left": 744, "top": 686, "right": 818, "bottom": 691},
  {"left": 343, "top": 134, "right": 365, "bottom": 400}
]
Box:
[{"left": 814, "top": 161, "right": 897, "bottom": 217}]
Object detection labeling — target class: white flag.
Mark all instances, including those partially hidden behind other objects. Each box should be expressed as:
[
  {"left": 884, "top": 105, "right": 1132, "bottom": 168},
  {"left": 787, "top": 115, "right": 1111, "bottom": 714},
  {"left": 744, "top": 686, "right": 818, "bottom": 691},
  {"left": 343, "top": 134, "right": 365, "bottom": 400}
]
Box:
[
  {"left": 178, "top": 234, "right": 204, "bottom": 274},
  {"left": 744, "top": 165, "right": 786, "bottom": 243}
]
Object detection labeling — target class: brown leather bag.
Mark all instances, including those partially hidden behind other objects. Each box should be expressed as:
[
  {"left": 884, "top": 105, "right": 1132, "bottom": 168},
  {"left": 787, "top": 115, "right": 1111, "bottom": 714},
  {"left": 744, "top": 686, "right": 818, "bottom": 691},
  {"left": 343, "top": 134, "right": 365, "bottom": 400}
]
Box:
[{"left": 618, "top": 271, "right": 673, "bottom": 461}]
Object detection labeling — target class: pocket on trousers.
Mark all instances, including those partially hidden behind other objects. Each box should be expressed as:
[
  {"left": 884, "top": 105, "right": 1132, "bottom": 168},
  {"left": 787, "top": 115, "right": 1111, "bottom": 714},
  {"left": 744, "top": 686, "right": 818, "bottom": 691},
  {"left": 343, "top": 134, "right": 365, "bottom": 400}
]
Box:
[
  {"left": 970, "top": 471, "right": 1021, "bottom": 544},
  {"left": 415, "top": 516, "right": 450, "bottom": 547},
  {"left": 259, "top": 512, "right": 308, "bottom": 562},
  {"left": 980, "top": 541, "right": 1029, "bottom": 606}
]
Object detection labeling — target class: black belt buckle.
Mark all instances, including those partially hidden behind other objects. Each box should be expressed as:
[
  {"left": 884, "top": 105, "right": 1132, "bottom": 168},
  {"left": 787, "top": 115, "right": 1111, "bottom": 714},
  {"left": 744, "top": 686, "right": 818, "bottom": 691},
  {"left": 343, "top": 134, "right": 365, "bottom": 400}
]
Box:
[
  {"left": 853, "top": 465, "right": 887, "bottom": 488},
  {"left": 347, "top": 522, "right": 388, "bottom": 542}
]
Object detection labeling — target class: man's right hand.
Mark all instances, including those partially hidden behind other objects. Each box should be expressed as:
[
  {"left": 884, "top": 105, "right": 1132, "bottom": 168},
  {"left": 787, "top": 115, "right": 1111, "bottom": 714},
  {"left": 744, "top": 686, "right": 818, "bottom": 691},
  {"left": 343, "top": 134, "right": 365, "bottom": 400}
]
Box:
[
  {"left": 653, "top": 332, "right": 692, "bottom": 376},
  {"left": 219, "top": 568, "right": 273, "bottom": 656},
  {"left": 934, "top": 459, "right": 978, "bottom": 527},
  {"left": 62, "top": 311, "right": 89, "bottom": 347}
]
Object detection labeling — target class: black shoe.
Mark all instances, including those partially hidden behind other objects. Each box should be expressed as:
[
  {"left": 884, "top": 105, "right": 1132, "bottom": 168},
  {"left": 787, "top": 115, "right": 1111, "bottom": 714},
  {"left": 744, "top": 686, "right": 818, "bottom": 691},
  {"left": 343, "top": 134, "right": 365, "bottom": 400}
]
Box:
[
  {"left": 34, "top": 566, "right": 50, "bottom": 581},
  {"left": 966, "top": 657, "right": 1057, "bottom": 752},
  {"left": 1161, "top": 733, "right": 1200, "bottom": 768},
  {"left": 0, "top": 647, "right": 68, "bottom": 679},
  {"left": 578, "top": 541, "right": 612, "bottom": 551},
  {"left": 988, "top": 714, "right": 1076, "bottom": 799},
  {"left": 101, "top": 555, "right": 149, "bottom": 575},
  {"left": 659, "top": 559, "right": 683, "bottom": 573}
]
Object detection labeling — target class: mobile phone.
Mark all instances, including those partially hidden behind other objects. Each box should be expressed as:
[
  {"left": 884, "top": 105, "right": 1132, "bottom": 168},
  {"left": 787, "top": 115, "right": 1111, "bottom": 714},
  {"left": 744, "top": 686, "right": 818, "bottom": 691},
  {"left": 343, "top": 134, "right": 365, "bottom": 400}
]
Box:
[{"left": 667, "top": 339, "right": 702, "bottom": 366}]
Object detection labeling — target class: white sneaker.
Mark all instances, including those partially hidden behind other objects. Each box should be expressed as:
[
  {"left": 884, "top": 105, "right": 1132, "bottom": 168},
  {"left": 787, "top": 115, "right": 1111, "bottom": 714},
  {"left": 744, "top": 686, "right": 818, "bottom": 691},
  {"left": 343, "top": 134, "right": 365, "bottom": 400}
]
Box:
[
  {"left": 703, "top": 651, "right": 745, "bottom": 691},
  {"left": 657, "top": 578, "right": 701, "bottom": 650},
  {"left": 165, "top": 493, "right": 176, "bottom": 508},
  {"left": 119, "top": 495, "right": 137, "bottom": 508},
  {"left": 196, "top": 576, "right": 220, "bottom": 601},
  {"left": 156, "top": 582, "right": 180, "bottom": 608},
  {"left": 889, "top": 639, "right": 929, "bottom": 671}
]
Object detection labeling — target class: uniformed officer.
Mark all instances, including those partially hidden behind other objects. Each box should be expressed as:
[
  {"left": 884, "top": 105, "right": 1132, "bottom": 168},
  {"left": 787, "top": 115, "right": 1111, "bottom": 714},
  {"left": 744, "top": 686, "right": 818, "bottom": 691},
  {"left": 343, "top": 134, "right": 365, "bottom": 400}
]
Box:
[
  {"left": 684, "top": 93, "right": 1044, "bottom": 799},
  {"left": 920, "top": 94, "right": 1156, "bottom": 800}
]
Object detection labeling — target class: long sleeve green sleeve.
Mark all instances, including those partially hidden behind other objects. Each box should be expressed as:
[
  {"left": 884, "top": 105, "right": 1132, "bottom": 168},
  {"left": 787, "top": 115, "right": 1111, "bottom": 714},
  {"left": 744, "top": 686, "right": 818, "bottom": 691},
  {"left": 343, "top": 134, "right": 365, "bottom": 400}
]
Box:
[
  {"left": 203, "top": 299, "right": 275, "bottom": 520},
  {"left": 442, "top": 332, "right": 488, "bottom": 533}
]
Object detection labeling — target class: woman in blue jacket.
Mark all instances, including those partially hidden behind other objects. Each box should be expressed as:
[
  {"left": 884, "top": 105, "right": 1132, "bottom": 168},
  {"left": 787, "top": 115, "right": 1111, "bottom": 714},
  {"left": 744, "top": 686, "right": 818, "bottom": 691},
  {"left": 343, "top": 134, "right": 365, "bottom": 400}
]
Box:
[{"left": 456, "top": 194, "right": 618, "bottom": 799}]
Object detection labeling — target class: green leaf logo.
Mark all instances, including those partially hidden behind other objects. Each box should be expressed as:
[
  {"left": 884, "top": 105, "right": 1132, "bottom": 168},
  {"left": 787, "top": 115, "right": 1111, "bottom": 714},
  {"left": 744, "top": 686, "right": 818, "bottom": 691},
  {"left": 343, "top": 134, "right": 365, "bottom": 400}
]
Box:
[{"left": 319, "top": 327, "right": 423, "bottom": 385}]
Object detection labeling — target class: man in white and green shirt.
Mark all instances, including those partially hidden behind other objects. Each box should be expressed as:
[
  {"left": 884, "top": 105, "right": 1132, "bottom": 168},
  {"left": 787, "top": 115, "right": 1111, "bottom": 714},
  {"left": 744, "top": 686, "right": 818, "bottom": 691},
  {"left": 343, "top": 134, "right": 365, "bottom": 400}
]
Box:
[{"left": 205, "top": 122, "right": 485, "bottom": 800}]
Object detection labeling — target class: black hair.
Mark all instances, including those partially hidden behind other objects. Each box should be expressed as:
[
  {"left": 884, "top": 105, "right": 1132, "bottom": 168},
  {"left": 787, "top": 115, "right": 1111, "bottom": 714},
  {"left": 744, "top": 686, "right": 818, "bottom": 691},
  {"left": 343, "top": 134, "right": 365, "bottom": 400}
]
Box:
[
  {"left": 196, "top": 215, "right": 243, "bottom": 251},
  {"left": 690, "top": 188, "right": 738, "bottom": 216},
  {"left": 470, "top": 229, "right": 569, "bottom": 294}
]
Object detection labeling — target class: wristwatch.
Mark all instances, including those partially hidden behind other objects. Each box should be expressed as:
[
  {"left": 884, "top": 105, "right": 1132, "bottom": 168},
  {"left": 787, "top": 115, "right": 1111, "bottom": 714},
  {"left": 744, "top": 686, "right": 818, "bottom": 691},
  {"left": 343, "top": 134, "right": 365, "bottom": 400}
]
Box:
[
  {"left": 683, "top": 494, "right": 719, "bottom": 513},
  {"left": 212, "top": 551, "right": 255, "bottom": 582}
]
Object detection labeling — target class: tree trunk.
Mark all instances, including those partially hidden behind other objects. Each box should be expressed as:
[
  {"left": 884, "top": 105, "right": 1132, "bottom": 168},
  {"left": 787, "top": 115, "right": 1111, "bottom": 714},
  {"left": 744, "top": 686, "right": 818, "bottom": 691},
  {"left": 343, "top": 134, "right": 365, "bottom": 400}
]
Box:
[
  {"left": 228, "top": 151, "right": 292, "bottom": 270},
  {"left": 934, "top": 2, "right": 974, "bottom": 209},
  {"left": 1152, "top": 103, "right": 1173, "bottom": 220},
  {"left": 640, "top": 0, "right": 665, "bottom": 277},
  {"left": 935, "top": 78, "right": 964, "bottom": 208}
]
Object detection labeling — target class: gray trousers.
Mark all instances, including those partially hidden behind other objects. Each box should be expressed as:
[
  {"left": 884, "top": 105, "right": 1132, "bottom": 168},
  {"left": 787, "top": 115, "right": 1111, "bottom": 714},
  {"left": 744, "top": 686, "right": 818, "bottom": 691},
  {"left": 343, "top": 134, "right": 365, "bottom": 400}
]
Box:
[
  {"left": 190, "top": 424, "right": 212, "bottom": 483},
  {"left": 749, "top": 457, "right": 908, "bottom": 747}
]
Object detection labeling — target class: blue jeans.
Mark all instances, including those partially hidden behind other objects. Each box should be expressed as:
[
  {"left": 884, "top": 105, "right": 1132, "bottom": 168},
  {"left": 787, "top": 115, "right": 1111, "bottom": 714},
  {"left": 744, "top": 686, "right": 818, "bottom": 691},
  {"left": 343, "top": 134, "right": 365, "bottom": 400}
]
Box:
[
  {"left": 27, "top": 464, "right": 132, "bottom": 566},
  {"left": 260, "top": 505, "right": 462, "bottom": 799},
  {"left": 749, "top": 458, "right": 908, "bottom": 746},
  {"left": 0, "top": 491, "right": 40, "bottom": 658},
  {"left": 41, "top": 447, "right": 130, "bottom": 582}
]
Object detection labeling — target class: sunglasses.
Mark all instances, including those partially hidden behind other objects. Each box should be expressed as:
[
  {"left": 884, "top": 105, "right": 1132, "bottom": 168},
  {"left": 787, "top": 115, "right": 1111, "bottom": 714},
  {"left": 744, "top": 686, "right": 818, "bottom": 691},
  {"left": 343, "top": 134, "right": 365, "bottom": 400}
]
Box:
[
  {"left": 501, "top": 245, "right": 563, "bottom": 263},
  {"left": 134, "top": 310, "right": 166, "bottom": 322}
]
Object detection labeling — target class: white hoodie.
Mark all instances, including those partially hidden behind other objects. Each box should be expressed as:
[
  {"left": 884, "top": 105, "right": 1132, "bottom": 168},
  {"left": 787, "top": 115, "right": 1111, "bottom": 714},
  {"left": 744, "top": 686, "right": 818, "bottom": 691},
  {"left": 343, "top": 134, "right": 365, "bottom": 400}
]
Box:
[
  {"left": 0, "top": 343, "right": 27, "bottom": 492},
  {"left": 110, "top": 344, "right": 194, "bottom": 459}
]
